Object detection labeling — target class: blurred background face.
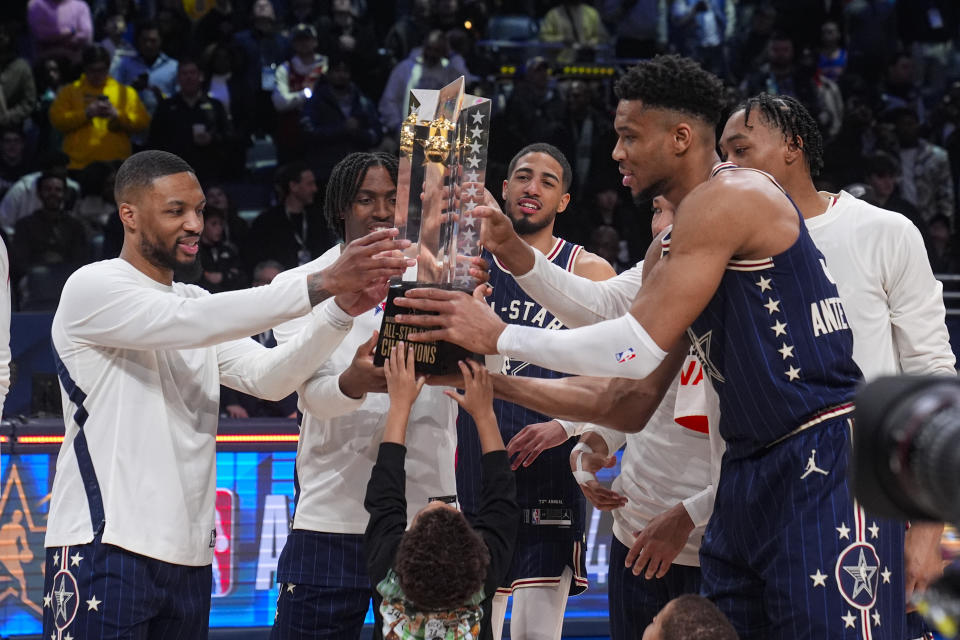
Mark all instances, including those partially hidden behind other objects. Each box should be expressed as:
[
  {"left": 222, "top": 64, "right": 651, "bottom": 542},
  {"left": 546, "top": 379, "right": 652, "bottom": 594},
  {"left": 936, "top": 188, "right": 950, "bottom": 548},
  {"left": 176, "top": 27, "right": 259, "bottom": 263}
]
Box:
[
  {"left": 289, "top": 170, "right": 317, "bottom": 205},
  {"left": 253, "top": 0, "right": 276, "bottom": 30},
  {"left": 201, "top": 214, "right": 225, "bottom": 244},
  {"left": 137, "top": 28, "right": 162, "bottom": 60},
  {"left": 43, "top": 58, "right": 61, "bottom": 87},
  {"left": 929, "top": 219, "right": 951, "bottom": 248},
  {"left": 820, "top": 21, "right": 840, "bottom": 48},
  {"left": 422, "top": 33, "right": 447, "bottom": 66},
  {"left": 594, "top": 188, "right": 617, "bottom": 213},
  {"left": 292, "top": 34, "right": 316, "bottom": 57},
  {"left": 767, "top": 38, "right": 794, "bottom": 67},
  {"left": 38, "top": 177, "right": 66, "bottom": 212},
  {"left": 253, "top": 264, "right": 282, "bottom": 286},
  {"left": 887, "top": 56, "right": 915, "bottom": 87},
  {"left": 106, "top": 15, "right": 126, "bottom": 39},
  {"left": 327, "top": 61, "right": 351, "bottom": 89},
  {"left": 588, "top": 225, "right": 620, "bottom": 266},
  {"left": 206, "top": 186, "right": 229, "bottom": 211},
  {"left": 866, "top": 171, "right": 896, "bottom": 201},
  {"left": 84, "top": 61, "right": 109, "bottom": 88},
  {"left": 1, "top": 131, "right": 24, "bottom": 162},
  {"left": 894, "top": 112, "right": 920, "bottom": 147},
  {"left": 332, "top": 0, "right": 353, "bottom": 27},
  {"left": 177, "top": 62, "right": 203, "bottom": 95}
]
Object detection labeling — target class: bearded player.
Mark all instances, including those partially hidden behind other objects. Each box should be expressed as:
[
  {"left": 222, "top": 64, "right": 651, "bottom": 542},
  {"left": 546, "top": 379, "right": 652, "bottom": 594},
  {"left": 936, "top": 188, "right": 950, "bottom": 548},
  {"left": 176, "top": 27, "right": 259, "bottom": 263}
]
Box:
[{"left": 456, "top": 143, "right": 614, "bottom": 640}]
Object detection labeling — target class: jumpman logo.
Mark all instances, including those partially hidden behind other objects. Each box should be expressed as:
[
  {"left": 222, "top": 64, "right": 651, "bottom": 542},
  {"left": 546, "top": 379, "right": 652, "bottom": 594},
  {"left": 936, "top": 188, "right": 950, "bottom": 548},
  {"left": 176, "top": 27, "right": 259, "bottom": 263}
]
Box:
[{"left": 800, "top": 449, "right": 829, "bottom": 479}]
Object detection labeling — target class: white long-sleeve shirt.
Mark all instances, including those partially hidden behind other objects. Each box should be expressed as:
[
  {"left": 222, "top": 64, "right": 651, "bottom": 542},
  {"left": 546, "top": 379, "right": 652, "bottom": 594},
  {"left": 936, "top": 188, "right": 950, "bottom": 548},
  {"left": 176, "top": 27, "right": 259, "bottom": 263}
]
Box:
[
  {"left": 48, "top": 258, "right": 354, "bottom": 565},
  {"left": 273, "top": 245, "right": 458, "bottom": 534},
  {"left": 806, "top": 192, "right": 956, "bottom": 380},
  {"left": 514, "top": 254, "right": 721, "bottom": 565}
]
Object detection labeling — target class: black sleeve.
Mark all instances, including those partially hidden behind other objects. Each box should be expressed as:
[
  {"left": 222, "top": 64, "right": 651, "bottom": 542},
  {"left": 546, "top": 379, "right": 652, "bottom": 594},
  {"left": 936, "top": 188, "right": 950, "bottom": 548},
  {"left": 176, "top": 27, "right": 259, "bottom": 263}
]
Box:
[
  {"left": 470, "top": 450, "right": 519, "bottom": 597},
  {"left": 363, "top": 442, "right": 409, "bottom": 587}
]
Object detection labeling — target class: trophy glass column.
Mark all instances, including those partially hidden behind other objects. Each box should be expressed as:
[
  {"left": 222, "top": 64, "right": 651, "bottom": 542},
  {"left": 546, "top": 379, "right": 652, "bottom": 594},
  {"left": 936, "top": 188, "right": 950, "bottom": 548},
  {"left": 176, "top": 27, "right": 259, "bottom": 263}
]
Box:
[{"left": 373, "top": 77, "right": 492, "bottom": 374}]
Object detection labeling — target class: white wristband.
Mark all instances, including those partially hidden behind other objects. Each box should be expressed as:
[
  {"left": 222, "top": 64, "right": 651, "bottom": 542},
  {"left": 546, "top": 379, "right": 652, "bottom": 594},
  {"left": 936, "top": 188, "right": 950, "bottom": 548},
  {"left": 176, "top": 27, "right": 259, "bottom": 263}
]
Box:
[
  {"left": 572, "top": 443, "right": 595, "bottom": 486},
  {"left": 572, "top": 442, "right": 593, "bottom": 455},
  {"left": 556, "top": 419, "right": 582, "bottom": 438}
]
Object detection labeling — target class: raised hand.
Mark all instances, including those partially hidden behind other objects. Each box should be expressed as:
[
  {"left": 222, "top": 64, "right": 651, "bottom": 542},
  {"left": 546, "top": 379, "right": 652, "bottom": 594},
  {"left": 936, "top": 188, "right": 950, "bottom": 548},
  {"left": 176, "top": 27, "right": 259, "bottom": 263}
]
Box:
[
  {"left": 443, "top": 359, "right": 495, "bottom": 420},
  {"left": 506, "top": 420, "right": 569, "bottom": 470},
  {"left": 384, "top": 341, "right": 426, "bottom": 412},
  {"left": 335, "top": 277, "right": 391, "bottom": 317},
  {"left": 308, "top": 229, "right": 413, "bottom": 305},
  {"left": 394, "top": 283, "right": 504, "bottom": 354},
  {"left": 474, "top": 188, "right": 535, "bottom": 275},
  {"left": 339, "top": 331, "right": 387, "bottom": 399},
  {"left": 570, "top": 444, "right": 626, "bottom": 511}
]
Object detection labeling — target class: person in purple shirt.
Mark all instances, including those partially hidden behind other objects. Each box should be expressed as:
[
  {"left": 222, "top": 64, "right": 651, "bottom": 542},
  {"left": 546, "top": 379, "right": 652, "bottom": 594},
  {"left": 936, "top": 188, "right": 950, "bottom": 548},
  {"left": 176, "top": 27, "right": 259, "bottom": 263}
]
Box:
[{"left": 27, "top": 0, "right": 93, "bottom": 66}]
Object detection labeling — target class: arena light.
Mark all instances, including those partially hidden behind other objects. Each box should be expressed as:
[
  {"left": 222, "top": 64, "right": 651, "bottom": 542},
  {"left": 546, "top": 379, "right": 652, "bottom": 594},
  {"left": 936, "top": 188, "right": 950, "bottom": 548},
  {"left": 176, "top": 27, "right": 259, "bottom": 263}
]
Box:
[
  {"left": 464, "top": 20, "right": 472, "bottom": 30},
  {"left": 215, "top": 434, "right": 299, "bottom": 443},
  {"left": 4, "top": 434, "right": 299, "bottom": 445},
  {"left": 17, "top": 435, "right": 65, "bottom": 444}
]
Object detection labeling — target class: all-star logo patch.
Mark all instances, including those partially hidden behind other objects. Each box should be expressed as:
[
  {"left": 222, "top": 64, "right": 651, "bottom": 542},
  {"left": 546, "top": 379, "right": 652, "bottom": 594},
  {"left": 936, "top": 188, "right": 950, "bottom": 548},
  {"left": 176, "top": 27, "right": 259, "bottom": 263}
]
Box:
[{"left": 834, "top": 542, "right": 880, "bottom": 611}]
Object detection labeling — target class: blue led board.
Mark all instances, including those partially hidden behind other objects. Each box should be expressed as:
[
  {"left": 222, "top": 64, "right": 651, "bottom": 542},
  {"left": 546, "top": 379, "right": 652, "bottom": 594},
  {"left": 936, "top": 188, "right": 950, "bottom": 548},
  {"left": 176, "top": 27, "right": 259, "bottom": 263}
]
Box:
[{"left": 0, "top": 448, "right": 620, "bottom": 635}]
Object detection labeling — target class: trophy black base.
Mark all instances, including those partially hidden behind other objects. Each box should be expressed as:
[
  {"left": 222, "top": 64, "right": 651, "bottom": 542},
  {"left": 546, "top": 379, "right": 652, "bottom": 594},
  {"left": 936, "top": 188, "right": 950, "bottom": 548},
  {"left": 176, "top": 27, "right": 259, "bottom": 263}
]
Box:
[{"left": 374, "top": 282, "right": 480, "bottom": 376}]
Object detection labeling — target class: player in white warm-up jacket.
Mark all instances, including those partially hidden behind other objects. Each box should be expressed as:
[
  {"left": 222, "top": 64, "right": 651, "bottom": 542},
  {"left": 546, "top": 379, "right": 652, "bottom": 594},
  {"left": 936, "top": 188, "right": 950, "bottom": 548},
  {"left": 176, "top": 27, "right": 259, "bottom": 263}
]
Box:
[{"left": 44, "top": 150, "right": 411, "bottom": 640}]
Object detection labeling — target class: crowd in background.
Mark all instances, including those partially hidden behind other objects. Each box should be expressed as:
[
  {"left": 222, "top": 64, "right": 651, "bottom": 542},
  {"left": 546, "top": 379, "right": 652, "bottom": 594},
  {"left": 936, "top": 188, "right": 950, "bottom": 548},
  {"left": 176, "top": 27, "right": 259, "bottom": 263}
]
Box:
[{"left": 1, "top": 0, "right": 959, "bottom": 309}]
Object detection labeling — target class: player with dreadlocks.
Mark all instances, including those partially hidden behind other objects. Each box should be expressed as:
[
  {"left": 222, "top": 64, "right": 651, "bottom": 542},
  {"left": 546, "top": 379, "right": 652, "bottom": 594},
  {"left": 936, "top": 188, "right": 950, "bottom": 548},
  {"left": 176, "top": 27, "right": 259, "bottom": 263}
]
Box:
[
  {"left": 393, "top": 55, "right": 909, "bottom": 638},
  {"left": 721, "top": 93, "right": 954, "bottom": 640},
  {"left": 267, "top": 152, "right": 489, "bottom": 639}
]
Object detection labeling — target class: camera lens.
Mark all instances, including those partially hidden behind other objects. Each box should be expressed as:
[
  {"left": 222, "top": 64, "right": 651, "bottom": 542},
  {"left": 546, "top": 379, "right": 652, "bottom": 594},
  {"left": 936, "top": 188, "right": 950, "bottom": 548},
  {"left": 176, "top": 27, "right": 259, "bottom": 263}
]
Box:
[{"left": 854, "top": 377, "right": 960, "bottom": 523}]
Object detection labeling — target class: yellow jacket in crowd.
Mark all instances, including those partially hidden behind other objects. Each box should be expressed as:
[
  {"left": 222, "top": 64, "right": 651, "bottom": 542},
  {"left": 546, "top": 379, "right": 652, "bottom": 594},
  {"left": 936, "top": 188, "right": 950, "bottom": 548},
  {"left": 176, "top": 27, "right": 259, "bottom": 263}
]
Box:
[{"left": 49, "top": 75, "right": 150, "bottom": 170}]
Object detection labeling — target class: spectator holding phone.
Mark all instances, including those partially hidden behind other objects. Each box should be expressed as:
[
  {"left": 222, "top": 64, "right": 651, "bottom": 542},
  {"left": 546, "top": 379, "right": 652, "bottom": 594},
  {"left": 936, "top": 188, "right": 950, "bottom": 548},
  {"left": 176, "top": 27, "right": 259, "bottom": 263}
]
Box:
[
  {"left": 49, "top": 45, "right": 149, "bottom": 170},
  {"left": 147, "top": 57, "right": 236, "bottom": 183},
  {"left": 110, "top": 20, "right": 177, "bottom": 146}
]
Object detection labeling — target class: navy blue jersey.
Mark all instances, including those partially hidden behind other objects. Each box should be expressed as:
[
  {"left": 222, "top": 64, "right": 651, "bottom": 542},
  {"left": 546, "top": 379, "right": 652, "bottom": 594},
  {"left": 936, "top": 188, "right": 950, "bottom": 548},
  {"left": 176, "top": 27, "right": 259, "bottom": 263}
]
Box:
[
  {"left": 680, "top": 165, "right": 862, "bottom": 458},
  {"left": 457, "top": 239, "right": 585, "bottom": 535}
]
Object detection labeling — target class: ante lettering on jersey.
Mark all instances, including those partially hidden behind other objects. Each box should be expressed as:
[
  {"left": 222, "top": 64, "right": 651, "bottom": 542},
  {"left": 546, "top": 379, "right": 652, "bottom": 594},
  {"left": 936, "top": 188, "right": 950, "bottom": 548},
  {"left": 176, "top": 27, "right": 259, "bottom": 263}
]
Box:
[{"left": 810, "top": 297, "right": 850, "bottom": 337}]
